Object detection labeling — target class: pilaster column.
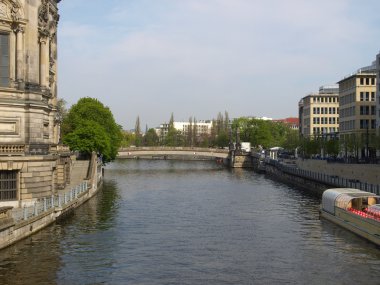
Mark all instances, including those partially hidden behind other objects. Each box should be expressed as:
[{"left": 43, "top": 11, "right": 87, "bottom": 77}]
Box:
[
  {"left": 16, "top": 27, "right": 24, "bottom": 82},
  {"left": 39, "top": 36, "right": 49, "bottom": 88}
]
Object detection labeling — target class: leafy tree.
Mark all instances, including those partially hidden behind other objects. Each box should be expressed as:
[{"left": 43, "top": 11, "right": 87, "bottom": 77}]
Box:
[
  {"left": 231, "top": 117, "right": 296, "bottom": 149},
  {"left": 120, "top": 131, "right": 135, "bottom": 147},
  {"left": 192, "top": 117, "right": 198, "bottom": 146},
  {"left": 282, "top": 129, "right": 300, "bottom": 151},
  {"left": 134, "top": 116, "right": 142, "bottom": 146},
  {"left": 56, "top": 98, "right": 68, "bottom": 124},
  {"left": 215, "top": 130, "right": 229, "bottom": 147},
  {"left": 224, "top": 111, "right": 230, "bottom": 132},
  {"left": 325, "top": 139, "right": 339, "bottom": 156},
  {"left": 61, "top": 97, "right": 122, "bottom": 163},
  {"left": 187, "top": 116, "right": 193, "bottom": 147},
  {"left": 144, "top": 128, "right": 159, "bottom": 146},
  {"left": 163, "top": 113, "right": 183, "bottom": 146}
]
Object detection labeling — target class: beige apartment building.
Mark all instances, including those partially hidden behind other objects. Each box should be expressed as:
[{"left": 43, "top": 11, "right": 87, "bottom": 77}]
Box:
[
  {"left": 299, "top": 85, "right": 340, "bottom": 138},
  {"left": 338, "top": 65, "right": 377, "bottom": 158},
  {"left": 0, "top": 1, "right": 70, "bottom": 208}
]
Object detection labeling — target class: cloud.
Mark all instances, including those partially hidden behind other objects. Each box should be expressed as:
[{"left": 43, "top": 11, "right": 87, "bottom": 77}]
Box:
[{"left": 57, "top": 0, "right": 380, "bottom": 129}]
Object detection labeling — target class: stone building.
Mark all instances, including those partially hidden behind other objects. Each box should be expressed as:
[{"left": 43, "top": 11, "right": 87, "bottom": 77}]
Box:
[
  {"left": 298, "top": 85, "right": 340, "bottom": 138},
  {"left": 338, "top": 64, "right": 377, "bottom": 158},
  {"left": 0, "top": 0, "right": 69, "bottom": 208}
]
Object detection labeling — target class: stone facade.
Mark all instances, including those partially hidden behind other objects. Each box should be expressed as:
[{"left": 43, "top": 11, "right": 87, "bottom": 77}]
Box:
[
  {"left": 0, "top": 0, "right": 60, "bottom": 146},
  {"left": 0, "top": 1, "right": 69, "bottom": 208}
]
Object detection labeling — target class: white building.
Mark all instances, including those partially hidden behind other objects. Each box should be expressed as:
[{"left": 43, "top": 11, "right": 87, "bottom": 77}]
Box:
[{"left": 159, "top": 120, "right": 213, "bottom": 139}]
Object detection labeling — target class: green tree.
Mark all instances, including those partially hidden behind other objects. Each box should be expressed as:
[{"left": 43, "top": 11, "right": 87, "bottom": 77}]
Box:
[
  {"left": 120, "top": 131, "right": 135, "bottom": 147},
  {"left": 187, "top": 116, "right": 193, "bottom": 147},
  {"left": 325, "top": 138, "right": 339, "bottom": 156},
  {"left": 282, "top": 129, "right": 300, "bottom": 151},
  {"left": 215, "top": 131, "right": 229, "bottom": 148},
  {"left": 144, "top": 128, "right": 159, "bottom": 146},
  {"left": 231, "top": 117, "right": 295, "bottom": 149},
  {"left": 61, "top": 97, "right": 122, "bottom": 163},
  {"left": 134, "top": 116, "right": 142, "bottom": 146},
  {"left": 56, "top": 98, "right": 68, "bottom": 125}
]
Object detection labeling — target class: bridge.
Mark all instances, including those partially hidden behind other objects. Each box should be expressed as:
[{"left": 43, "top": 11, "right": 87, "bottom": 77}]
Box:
[{"left": 118, "top": 147, "right": 229, "bottom": 159}]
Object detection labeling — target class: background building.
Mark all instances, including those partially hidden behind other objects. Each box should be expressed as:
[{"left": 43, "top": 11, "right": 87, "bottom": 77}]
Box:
[
  {"left": 274, "top": 117, "right": 299, "bottom": 130},
  {"left": 159, "top": 120, "right": 213, "bottom": 139},
  {"left": 338, "top": 64, "right": 377, "bottom": 158},
  {"left": 299, "top": 85, "right": 340, "bottom": 138}
]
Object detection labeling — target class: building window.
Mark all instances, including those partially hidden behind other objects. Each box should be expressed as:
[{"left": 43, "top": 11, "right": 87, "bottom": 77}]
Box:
[
  {"left": 0, "top": 33, "right": 10, "bottom": 87},
  {"left": 360, "top": 78, "right": 364, "bottom": 85},
  {"left": 0, "top": 171, "right": 17, "bottom": 201},
  {"left": 371, "top": 92, "right": 375, "bottom": 101},
  {"left": 360, "top": 119, "right": 369, "bottom": 129}
]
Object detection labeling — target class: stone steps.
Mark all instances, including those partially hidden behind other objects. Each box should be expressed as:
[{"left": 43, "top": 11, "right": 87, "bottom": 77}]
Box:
[{"left": 62, "top": 160, "right": 90, "bottom": 192}]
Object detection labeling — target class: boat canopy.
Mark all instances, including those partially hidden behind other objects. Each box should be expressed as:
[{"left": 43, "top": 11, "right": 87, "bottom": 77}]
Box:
[
  {"left": 322, "top": 188, "right": 380, "bottom": 215},
  {"left": 367, "top": 204, "right": 380, "bottom": 218}
]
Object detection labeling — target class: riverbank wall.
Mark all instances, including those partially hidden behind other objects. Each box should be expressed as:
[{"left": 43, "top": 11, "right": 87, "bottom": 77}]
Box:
[
  {"left": 263, "top": 159, "right": 380, "bottom": 197},
  {"left": 0, "top": 153, "right": 103, "bottom": 250}
]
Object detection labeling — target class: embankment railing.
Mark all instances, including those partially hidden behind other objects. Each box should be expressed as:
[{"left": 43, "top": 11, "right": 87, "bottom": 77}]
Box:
[
  {"left": 12, "top": 181, "right": 89, "bottom": 223},
  {"left": 266, "top": 159, "right": 380, "bottom": 195}
]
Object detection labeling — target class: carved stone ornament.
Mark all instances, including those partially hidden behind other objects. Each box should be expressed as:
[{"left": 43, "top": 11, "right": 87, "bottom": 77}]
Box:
[{"left": 0, "top": 0, "right": 23, "bottom": 22}]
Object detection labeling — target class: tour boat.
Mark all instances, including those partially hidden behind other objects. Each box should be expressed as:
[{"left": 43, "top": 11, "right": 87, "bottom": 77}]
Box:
[{"left": 320, "top": 188, "right": 380, "bottom": 246}]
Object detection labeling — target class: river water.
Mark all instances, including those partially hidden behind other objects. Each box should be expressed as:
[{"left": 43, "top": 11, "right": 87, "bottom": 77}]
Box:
[{"left": 0, "top": 159, "right": 379, "bottom": 285}]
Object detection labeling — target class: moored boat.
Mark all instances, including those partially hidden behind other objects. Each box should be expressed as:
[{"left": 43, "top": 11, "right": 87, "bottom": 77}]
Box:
[{"left": 320, "top": 188, "right": 380, "bottom": 246}]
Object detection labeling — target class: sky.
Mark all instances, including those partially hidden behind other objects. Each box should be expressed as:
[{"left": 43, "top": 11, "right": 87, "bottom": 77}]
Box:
[{"left": 57, "top": 0, "right": 380, "bottom": 130}]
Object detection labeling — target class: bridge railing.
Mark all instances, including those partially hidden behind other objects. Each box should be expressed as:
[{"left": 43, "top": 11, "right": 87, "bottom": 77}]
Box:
[{"left": 119, "top": 147, "right": 229, "bottom": 153}]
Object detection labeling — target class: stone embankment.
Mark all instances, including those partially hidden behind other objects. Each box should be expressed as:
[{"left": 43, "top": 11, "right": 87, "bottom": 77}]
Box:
[
  {"left": 262, "top": 158, "right": 380, "bottom": 197},
  {"left": 0, "top": 153, "right": 103, "bottom": 250}
]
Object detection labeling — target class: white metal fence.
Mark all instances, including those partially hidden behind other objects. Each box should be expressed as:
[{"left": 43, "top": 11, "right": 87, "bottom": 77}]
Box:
[{"left": 12, "top": 181, "right": 89, "bottom": 223}]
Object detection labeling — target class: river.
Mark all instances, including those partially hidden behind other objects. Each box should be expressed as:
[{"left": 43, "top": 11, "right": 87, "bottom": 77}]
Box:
[{"left": 0, "top": 159, "right": 379, "bottom": 285}]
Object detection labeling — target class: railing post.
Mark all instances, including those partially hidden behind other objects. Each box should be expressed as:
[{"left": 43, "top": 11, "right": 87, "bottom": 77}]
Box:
[
  {"left": 51, "top": 195, "right": 54, "bottom": 208},
  {"left": 43, "top": 198, "right": 47, "bottom": 212},
  {"left": 34, "top": 202, "right": 38, "bottom": 216},
  {"left": 58, "top": 194, "right": 62, "bottom": 208},
  {"left": 23, "top": 205, "right": 27, "bottom": 220}
]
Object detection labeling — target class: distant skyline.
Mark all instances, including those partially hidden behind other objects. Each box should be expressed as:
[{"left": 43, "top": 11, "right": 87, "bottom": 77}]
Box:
[{"left": 58, "top": 0, "right": 380, "bottom": 129}]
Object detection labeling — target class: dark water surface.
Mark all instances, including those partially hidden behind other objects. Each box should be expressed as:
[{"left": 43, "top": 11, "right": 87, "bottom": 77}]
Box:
[{"left": 0, "top": 160, "right": 379, "bottom": 285}]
